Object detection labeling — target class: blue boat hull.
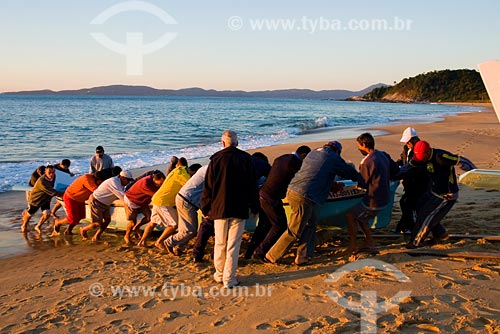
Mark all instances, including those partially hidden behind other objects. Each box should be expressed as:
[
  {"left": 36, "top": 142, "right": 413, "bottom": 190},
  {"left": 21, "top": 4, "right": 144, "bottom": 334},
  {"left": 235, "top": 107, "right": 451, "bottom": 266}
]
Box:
[{"left": 247, "top": 181, "right": 399, "bottom": 232}]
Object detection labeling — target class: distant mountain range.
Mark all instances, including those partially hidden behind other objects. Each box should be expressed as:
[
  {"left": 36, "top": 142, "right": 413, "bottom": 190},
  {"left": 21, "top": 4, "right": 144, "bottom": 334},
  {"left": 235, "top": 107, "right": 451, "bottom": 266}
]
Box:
[{"left": 1, "top": 84, "right": 386, "bottom": 100}]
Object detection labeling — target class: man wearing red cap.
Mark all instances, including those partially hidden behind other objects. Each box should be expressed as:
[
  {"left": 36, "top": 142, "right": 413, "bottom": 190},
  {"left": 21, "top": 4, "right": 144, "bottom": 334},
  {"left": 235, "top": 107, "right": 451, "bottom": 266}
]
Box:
[{"left": 405, "top": 140, "right": 475, "bottom": 248}]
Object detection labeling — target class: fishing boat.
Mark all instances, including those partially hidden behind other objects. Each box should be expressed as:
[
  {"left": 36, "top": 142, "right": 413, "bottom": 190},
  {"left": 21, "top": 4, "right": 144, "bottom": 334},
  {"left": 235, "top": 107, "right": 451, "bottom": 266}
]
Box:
[
  {"left": 283, "top": 180, "right": 400, "bottom": 230},
  {"left": 79, "top": 180, "right": 400, "bottom": 232},
  {"left": 458, "top": 169, "right": 500, "bottom": 190},
  {"left": 16, "top": 174, "right": 400, "bottom": 232},
  {"left": 79, "top": 199, "right": 133, "bottom": 230}
]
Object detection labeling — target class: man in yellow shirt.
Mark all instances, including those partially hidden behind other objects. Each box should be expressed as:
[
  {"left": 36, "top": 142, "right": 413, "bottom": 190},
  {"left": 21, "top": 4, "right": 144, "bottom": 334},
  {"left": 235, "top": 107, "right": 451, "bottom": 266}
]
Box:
[{"left": 137, "top": 159, "right": 200, "bottom": 249}]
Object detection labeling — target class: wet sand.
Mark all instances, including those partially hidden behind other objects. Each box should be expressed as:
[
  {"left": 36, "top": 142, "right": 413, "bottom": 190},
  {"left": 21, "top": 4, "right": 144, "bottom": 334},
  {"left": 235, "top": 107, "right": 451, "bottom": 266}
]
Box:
[{"left": 0, "top": 106, "right": 499, "bottom": 333}]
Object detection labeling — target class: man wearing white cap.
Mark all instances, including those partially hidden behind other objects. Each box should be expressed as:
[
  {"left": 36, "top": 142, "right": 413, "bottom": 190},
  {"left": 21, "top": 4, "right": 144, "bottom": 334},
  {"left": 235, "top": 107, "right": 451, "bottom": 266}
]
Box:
[
  {"left": 399, "top": 127, "right": 419, "bottom": 162},
  {"left": 392, "top": 127, "right": 427, "bottom": 234},
  {"left": 80, "top": 169, "right": 133, "bottom": 242}
]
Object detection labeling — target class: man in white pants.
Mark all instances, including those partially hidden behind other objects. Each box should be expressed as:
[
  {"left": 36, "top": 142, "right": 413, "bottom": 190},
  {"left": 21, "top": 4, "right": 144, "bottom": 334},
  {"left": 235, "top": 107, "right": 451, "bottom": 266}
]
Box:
[{"left": 200, "top": 130, "right": 259, "bottom": 288}]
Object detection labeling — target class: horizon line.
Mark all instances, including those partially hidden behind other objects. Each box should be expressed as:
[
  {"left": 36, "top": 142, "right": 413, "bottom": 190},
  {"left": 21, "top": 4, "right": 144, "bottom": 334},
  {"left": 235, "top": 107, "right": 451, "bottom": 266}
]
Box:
[{"left": 1, "top": 83, "right": 387, "bottom": 95}]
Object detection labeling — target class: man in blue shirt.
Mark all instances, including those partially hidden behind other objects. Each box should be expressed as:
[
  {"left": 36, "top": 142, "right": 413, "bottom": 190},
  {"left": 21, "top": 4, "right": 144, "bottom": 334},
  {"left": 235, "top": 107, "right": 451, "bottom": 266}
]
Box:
[{"left": 266, "top": 141, "right": 359, "bottom": 265}]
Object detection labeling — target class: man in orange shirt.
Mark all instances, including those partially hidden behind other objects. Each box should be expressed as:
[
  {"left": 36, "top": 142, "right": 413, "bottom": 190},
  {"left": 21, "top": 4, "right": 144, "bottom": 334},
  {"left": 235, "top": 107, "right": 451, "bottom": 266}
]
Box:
[{"left": 51, "top": 171, "right": 105, "bottom": 236}]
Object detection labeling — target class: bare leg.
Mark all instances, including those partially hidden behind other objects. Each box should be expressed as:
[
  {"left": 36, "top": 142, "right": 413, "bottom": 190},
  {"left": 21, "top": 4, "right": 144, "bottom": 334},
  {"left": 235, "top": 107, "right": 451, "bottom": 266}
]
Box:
[
  {"left": 80, "top": 222, "right": 99, "bottom": 240},
  {"left": 34, "top": 213, "right": 50, "bottom": 234},
  {"left": 51, "top": 202, "right": 62, "bottom": 218},
  {"left": 51, "top": 217, "right": 68, "bottom": 236},
  {"left": 132, "top": 216, "right": 149, "bottom": 239},
  {"left": 156, "top": 225, "right": 176, "bottom": 247},
  {"left": 137, "top": 223, "right": 156, "bottom": 247},
  {"left": 21, "top": 210, "right": 31, "bottom": 233},
  {"left": 358, "top": 221, "right": 376, "bottom": 250},
  {"left": 160, "top": 227, "right": 178, "bottom": 253},
  {"left": 65, "top": 224, "right": 75, "bottom": 235},
  {"left": 345, "top": 212, "right": 359, "bottom": 255},
  {"left": 92, "top": 220, "right": 110, "bottom": 242},
  {"left": 124, "top": 220, "right": 135, "bottom": 244}
]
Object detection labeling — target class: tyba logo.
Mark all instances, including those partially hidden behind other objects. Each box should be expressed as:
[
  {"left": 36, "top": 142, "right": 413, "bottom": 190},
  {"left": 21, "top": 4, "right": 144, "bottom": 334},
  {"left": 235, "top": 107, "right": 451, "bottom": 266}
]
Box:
[
  {"left": 325, "top": 259, "right": 412, "bottom": 334},
  {"left": 90, "top": 1, "right": 178, "bottom": 75}
]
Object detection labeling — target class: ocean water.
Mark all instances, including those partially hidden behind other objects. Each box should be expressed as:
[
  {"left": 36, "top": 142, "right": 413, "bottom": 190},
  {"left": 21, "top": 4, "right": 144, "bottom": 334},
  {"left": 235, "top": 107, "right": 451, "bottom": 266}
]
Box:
[{"left": 0, "top": 95, "right": 482, "bottom": 192}]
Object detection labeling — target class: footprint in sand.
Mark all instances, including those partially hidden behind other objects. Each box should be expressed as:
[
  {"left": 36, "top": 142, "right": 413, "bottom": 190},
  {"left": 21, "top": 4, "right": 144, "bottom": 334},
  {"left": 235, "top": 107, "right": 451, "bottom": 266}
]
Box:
[
  {"left": 212, "top": 317, "right": 228, "bottom": 327},
  {"left": 477, "top": 263, "right": 500, "bottom": 275},
  {"left": 102, "top": 303, "right": 133, "bottom": 314},
  {"left": 476, "top": 304, "right": 500, "bottom": 316},
  {"left": 302, "top": 315, "right": 348, "bottom": 334},
  {"left": 212, "top": 314, "right": 236, "bottom": 327},
  {"left": 159, "top": 311, "right": 182, "bottom": 322},
  {"left": 117, "top": 323, "right": 141, "bottom": 334},
  {"left": 256, "top": 315, "right": 309, "bottom": 331},
  {"left": 0, "top": 304, "right": 20, "bottom": 316},
  {"left": 486, "top": 148, "right": 500, "bottom": 168},
  {"left": 435, "top": 273, "right": 470, "bottom": 288},
  {"left": 458, "top": 264, "right": 498, "bottom": 281},
  {"left": 455, "top": 129, "right": 476, "bottom": 155},
  {"left": 405, "top": 263, "right": 437, "bottom": 274},
  {"left": 434, "top": 293, "right": 468, "bottom": 307},
  {"left": 140, "top": 298, "right": 158, "bottom": 309},
  {"left": 1, "top": 324, "right": 17, "bottom": 333},
  {"left": 400, "top": 295, "right": 431, "bottom": 309},
  {"left": 60, "top": 277, "right": 84, "bottom": 287},
  {"left": 94, "top": 322, "right": 138, "bottom": 333}
]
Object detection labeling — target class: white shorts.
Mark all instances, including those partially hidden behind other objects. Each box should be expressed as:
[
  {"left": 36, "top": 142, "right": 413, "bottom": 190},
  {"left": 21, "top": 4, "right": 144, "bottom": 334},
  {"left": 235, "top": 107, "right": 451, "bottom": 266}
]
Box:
[{"left": 151, "top": 205, "right": 178, "bottom": 227}]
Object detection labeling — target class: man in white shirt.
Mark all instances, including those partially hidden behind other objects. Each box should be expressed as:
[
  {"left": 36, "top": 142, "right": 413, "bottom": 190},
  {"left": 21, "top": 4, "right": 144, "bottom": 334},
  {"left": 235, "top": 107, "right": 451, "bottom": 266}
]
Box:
[{"left": 80, "top": 170, "right": 133, "bottom": 242}]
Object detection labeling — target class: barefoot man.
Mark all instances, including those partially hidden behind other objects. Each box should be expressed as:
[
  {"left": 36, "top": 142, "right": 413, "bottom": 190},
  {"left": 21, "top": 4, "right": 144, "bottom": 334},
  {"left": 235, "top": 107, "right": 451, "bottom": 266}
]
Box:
[
  {"left": 51, "top": 171, "right": 105, "bottom": 236},
  {"left": 346, "top": 133, "right": 399, "bottom": 255},
  {"left": 123, "top": 170, "right": 165, "bottom": 244},
  {"left": 80, "top": 170, "right": 133, "bottom": 242},
  {"left": 22, "top": 165, "right": 63, "bottom": 234}
]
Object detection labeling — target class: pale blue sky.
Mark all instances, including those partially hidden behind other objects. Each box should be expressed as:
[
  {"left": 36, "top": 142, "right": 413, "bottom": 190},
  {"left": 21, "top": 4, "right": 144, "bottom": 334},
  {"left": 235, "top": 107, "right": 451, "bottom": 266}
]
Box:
[{"left": 1, "top": 0, "right": 499, "bottom": 92}]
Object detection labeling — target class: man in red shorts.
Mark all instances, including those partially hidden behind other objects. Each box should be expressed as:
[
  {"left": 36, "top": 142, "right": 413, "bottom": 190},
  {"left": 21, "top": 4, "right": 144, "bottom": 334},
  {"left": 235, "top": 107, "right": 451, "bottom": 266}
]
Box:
[{"left": 52, "top": 171, "right": 105, "bottom": 236}]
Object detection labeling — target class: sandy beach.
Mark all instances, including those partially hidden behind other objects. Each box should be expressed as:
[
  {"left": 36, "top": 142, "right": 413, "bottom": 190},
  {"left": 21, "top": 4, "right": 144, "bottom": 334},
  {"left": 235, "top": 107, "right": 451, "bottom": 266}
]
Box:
[{"left": 1, "top": 107, "right": 500, "bottom": 333}]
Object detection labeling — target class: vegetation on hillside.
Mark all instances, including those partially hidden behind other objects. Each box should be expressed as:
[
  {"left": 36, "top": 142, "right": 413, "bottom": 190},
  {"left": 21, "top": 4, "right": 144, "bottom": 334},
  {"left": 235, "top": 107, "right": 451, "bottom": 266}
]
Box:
[{"left": 363, "top": 69, "right": 488, "bottom": 103}]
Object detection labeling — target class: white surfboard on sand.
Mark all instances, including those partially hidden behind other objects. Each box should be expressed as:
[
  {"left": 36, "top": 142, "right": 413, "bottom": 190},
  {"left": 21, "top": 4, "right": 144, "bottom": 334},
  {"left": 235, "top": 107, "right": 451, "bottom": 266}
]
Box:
[{"left": 478, "top": 60, "right": 500, "bottom": 123}]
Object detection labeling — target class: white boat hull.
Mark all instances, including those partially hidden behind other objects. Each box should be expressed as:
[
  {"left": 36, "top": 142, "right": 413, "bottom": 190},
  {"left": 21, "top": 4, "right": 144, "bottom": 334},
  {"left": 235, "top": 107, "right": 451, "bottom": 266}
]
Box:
[{"left": 459, "top": 169, "right": 500, "bottom": 189}]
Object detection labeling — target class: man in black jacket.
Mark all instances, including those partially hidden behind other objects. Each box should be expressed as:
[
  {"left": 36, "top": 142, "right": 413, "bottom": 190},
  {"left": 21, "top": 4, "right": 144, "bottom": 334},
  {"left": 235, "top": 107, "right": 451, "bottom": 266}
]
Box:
[
  {"left": 245, "top": 145, "right": 311, "bottom": 261},
  {"left": 404, "top": 140, "right": 475, "bottom": 248},
  {"left": 200, "top": 130, "right": 259, "bottom": 288}
]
